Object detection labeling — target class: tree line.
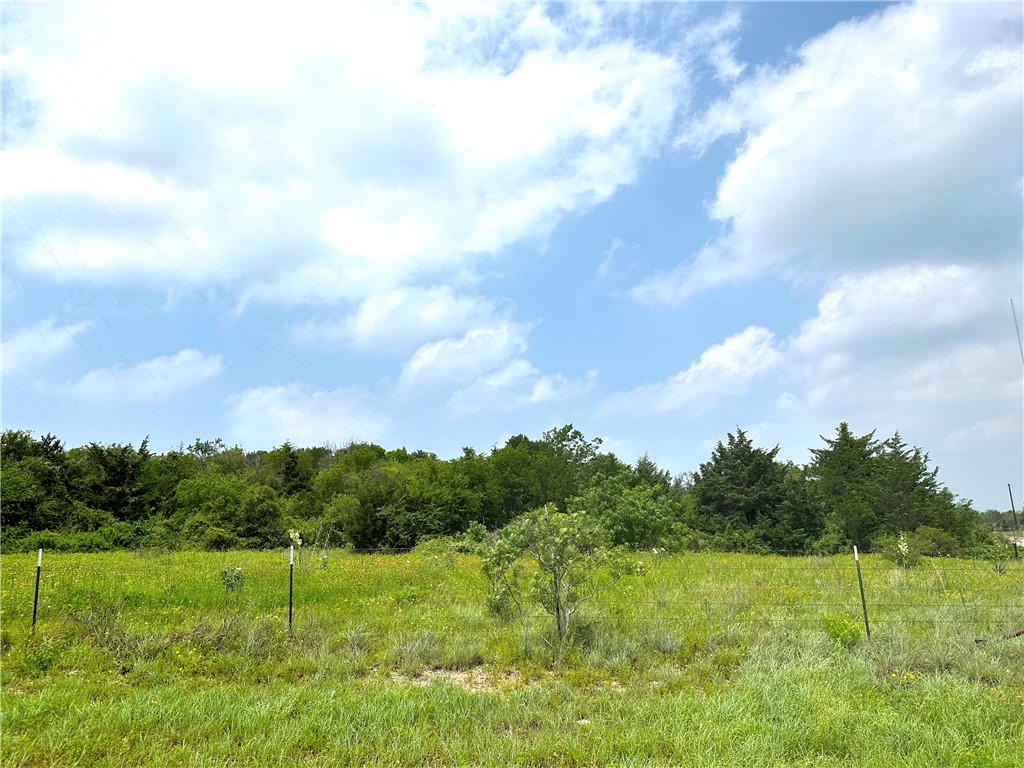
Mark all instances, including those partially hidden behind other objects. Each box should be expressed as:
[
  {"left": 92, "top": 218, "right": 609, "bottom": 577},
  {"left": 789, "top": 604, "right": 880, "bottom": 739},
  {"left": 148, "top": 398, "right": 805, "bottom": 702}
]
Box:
[{"left": 0, "top": 423, "right": 1008, "bottom": 557}]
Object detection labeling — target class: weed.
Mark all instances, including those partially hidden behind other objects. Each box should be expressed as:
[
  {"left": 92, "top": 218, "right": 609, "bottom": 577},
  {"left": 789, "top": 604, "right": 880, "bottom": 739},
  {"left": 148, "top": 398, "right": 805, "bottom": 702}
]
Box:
[
  {"left": 820, "top": 613, "right": 863, "bottom": 649},
  {"left": 219, "top": 566, "right": 245, "bottom": 593}
]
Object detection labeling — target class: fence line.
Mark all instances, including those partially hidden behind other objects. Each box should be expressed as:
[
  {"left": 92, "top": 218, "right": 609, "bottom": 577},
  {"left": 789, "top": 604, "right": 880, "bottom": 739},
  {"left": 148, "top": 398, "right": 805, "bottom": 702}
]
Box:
[{"left": 4, "top": 549, "right": 1021, "bottom": 640}]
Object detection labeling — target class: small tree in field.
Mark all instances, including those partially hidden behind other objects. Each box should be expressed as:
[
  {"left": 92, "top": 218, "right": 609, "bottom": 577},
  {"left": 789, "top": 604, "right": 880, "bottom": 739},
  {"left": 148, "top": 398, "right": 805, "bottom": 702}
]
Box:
[{"left": 482, "top": 505, "right": 642, "bottom": 651}]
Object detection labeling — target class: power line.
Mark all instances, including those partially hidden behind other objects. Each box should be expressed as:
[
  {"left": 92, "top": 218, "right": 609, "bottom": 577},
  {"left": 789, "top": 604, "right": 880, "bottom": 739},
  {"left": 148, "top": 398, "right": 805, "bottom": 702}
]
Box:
[{"left": 1011, "top": 297, "right": 1024, "bottom": 368}]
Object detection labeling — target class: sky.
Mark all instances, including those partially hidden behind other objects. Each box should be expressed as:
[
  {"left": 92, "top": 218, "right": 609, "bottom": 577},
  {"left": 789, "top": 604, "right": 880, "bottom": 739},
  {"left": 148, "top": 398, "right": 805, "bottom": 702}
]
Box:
[{"left": 1, "top": 1, "right": 1021, "bottom": 511}]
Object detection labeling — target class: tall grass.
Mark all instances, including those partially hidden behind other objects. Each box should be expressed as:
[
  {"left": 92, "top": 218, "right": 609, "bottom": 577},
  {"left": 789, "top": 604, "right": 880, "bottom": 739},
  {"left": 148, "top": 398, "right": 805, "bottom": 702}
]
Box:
[{"left": 1, "top": 549, "right": 1022, "bottom": 766}]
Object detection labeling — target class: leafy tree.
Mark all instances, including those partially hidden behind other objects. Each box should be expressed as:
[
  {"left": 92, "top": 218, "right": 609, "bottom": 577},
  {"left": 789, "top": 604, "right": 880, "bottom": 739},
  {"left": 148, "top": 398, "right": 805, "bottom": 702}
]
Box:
[
  {"left": 539, "top": 424, "right": 603, "bottom": 504},
  {"left": 173, "top": 472, "right": 284, "bottom": 548},
  {"left": 489, "top": 435, "right": 547, "bottom": 523},
  {"left": 235, "top": 484, "right": 287, "bottom": 548},
  {"left": 454, "top": 447, "right": 503, "bottom": 529},
  {"left": 139, "top": 449, "right": 198, "bottom": 520},
  {"left": 481, "top": 506, "right": 641, "bottom": 648},
  {"left": 568, "top": 471, "right": 678, "bottom": 549},
  {"left": 331, "top": 494, "right": 383, "bottom": 550},
  {"left": 1, "top": 456, "right": 70, "bottom": 533},
  {"left": 66, "top": 439, "right": 152, "bottom": 523},
  {"left": 0, "top": 431, "right": 72, "bottom": 535}
]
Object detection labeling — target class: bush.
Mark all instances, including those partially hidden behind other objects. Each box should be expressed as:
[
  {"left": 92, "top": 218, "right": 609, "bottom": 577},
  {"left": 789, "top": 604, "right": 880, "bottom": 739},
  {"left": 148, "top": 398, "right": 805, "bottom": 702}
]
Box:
[
  {"left": 201, "top": 526, "right": 241, "bottom": 551},
  {"left": 412, "top": 536, "right": 457, "bottom": 570},
  {"left": 820, "top": 613, "right": 863, "bottom": 649},
  {"left": 910, "top": 525, "right": 960, "bottom": 557},
  {"left": 14, "top": 528, "right": 112, "bottom": 552},
  {"left": 481, "top": 506, "right": 643, "bottom": 644},
  {"left": 455, "top": 521, "right": 488, "bottom": 553},
  {"left": 220, "top": 566, "right": 245, "bottom": 593},
  {"left": 879, "top": 532, "right": 921, "bottom": 568}
]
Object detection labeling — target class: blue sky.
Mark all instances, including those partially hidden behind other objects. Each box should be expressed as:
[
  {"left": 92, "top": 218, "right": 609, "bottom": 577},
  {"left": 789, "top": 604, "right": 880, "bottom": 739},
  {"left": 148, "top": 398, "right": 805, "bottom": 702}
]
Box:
[{"left": 2, "top": 1, "right": 1021, "bottom": 510}]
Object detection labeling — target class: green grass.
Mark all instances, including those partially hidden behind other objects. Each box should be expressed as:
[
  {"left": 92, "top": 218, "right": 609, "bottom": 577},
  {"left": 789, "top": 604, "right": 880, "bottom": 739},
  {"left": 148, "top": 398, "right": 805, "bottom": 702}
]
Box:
[{"left": 1, "top": 549, "right": 1022, "bottom": 766}]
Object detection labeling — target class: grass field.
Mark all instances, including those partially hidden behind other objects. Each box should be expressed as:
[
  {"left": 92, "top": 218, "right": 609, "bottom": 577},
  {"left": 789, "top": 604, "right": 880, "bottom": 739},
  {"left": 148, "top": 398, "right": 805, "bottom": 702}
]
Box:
[{"left": 1, "top": 548, "right": 1022, "bottom": 767}]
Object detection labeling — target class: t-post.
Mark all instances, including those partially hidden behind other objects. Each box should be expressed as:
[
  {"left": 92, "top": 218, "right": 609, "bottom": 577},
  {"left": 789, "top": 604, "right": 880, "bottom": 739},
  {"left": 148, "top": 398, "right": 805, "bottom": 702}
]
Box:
[
  {"left": 1008, "top": 484, "right": 1020, "bottom": 561},
  {"left": 854, "top": 546, "right": 870, "bottom": 640},
  {"left": 289, "top": 545, "right": 295, "bottom": 632},
  {"left": 31, "top": 549, "right": 42, "bottom": 632}
]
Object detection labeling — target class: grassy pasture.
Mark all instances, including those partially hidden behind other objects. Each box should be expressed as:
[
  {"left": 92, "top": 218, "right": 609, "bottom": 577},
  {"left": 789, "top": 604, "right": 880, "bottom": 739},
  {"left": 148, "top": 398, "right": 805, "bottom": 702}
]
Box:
[{"left": 1, "top": 548, "right": 1022, "bottom": 767}]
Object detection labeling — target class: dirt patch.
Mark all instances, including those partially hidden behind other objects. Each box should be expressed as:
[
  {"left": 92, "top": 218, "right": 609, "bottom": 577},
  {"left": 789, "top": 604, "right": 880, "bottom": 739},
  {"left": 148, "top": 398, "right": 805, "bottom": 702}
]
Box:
[{"left": 389, "top": 667, "right": 524, "bottom": 693}]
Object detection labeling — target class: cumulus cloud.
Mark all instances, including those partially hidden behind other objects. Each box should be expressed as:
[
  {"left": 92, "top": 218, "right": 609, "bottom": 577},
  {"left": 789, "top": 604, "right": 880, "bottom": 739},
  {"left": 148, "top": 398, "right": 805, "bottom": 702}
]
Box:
[
  {"left": 696, "top": 263, "right": 1019, "bottom": 501},
  {"left": 774, "top": 262, "right": 1021, "bottom": 416},
  {"left": 634, "top": 1, "right": 1022, "bottom": 304},
  {"left": 1, "top": 318, "right": 92, "bottom": 377},
  {"left": 3, "top": 3, "right": 689, "bottom": 305},
  {"left": 224, "top": 383, "right": 391, "bottom": 448},
  {"left": 392, "top": 312, "right": 598, "bottom": 415},
  {"left": 448, "top": 361, "right": 597, "bottom": 416},
  {"left": 606, "top": 258, "right": 1022, "bottom": 504},
  {"left": 290, "top": 286, "right": 505, "bottom": 354},
  {"left": 66, "top": 349, "right": 223, "bottom": 402},
  {"left": 783, "top": 264, "right": 1006, "bottom": 384},
  {"left": 398, "top": 323, "right": 530, "bottom": 392},
  {"left": 601, "top": 326, "right": 780, "bottom": 416}
]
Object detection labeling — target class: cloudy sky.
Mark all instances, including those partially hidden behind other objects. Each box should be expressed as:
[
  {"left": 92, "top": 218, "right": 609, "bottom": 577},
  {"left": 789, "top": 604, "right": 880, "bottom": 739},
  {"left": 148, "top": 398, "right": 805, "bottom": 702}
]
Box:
[{"left": 2, "top": 1, "right": 1021, "bottom": 510}]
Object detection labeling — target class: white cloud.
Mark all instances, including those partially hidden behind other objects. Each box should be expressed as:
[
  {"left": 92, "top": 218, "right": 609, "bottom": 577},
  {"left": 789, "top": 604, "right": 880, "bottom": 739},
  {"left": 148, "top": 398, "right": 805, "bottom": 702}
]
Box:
[
  {"left": 395, "top": 314, "right": 597, "bottom": 415},
  {"left": 683, "top": 9, "right": 746, "bottom": 82},
  {"left": 763, "top": 262, "right": 1021, "bottom": 504},
  {"left": 601, "top": 326, "right": 780, "bottom": 416},
  {"left": 224, "top": 383, "right": 391, "bottom": 448},
  {"left": 448, "top": 361, "right": 596, "bottom": 416},
  {"left": 1, "top": 318, "right": 92, "bottom": 377},
  {"left": 636, "top": 1, "right": 1022, "bottom": 304},
  {"left": 783, "top": 264, "right": 1003, "bottom": 383},
  {"left": 606, "top": 259, "right": 1022, "bottom": 507},
  {"left": 776, "top": 263, "right": 1021, "bottom": 412},
  {"left": 596, "top": 237, "right": 640, "bottom": 282},
  {"left": 4, "top": 3, "right": 688, "bottom": 305},
  {"left": 290, "top": 286, "right": 505, "bottom": 354},
  {"left": 65, "top": 349, "right": 223, "bottom": 403},
  {"left": 398, "top": 323, "right": 530, "bottom": 392}
]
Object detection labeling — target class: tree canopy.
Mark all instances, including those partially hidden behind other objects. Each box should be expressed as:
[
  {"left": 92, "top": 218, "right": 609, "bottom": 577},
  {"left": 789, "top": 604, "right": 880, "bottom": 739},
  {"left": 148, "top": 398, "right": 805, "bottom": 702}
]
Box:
[{"left": 0, "top": 422, "right": 1001, "bottom": 556}]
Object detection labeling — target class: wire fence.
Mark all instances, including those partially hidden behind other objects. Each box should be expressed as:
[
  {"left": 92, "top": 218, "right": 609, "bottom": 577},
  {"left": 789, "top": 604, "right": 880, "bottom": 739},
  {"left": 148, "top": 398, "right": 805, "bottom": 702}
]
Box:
[{"left": 2, "top": 548, "right": 1022, "bottom": 641}]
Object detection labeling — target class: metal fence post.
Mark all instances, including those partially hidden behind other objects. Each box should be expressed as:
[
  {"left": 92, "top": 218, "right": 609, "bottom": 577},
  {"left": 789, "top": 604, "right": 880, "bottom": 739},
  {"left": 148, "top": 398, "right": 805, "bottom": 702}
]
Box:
[
  {"left": 31, "top": 548, "right": 42, "bottom": 632},
  {"left": 854, "top": 546, "right": 871, "bottom": 640}
]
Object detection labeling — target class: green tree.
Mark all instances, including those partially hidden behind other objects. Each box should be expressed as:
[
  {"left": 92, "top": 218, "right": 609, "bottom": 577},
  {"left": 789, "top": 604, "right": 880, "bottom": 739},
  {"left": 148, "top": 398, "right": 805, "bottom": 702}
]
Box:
[
  {"left": 633, "top": 453, "right": 671, "bottom": 494},
  {"left": 0, "top": 431, "right": 72, "bottom": 535},
  {"left": 274, "top": 442, "right": 312, "bottom": 496},
  {"left": 809, "top": 424, "right": 982, "bottom": 551},
  {"left": 489, "top": 435, "right": 547, "bottom": 523},
  {"left": 567, "top": 471, "right": 679, "bottom": 550},
  {"left": 67, "top": 439, "right": 153, "bottom": 523},
  {"left": 173, "top": 472, "right": 285, "bottom": 549},
  {"left": 807, "top": 423, "right": 879, "bottom": 551},
  {"left": 236, "top": 484, "right": 287, "bottom": 548},
  {"left": 692, "top": 429, "right": 820, "bottom": 553},
  {"left": 481, "top": 506, "right": 641, "bottom": 647}
]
